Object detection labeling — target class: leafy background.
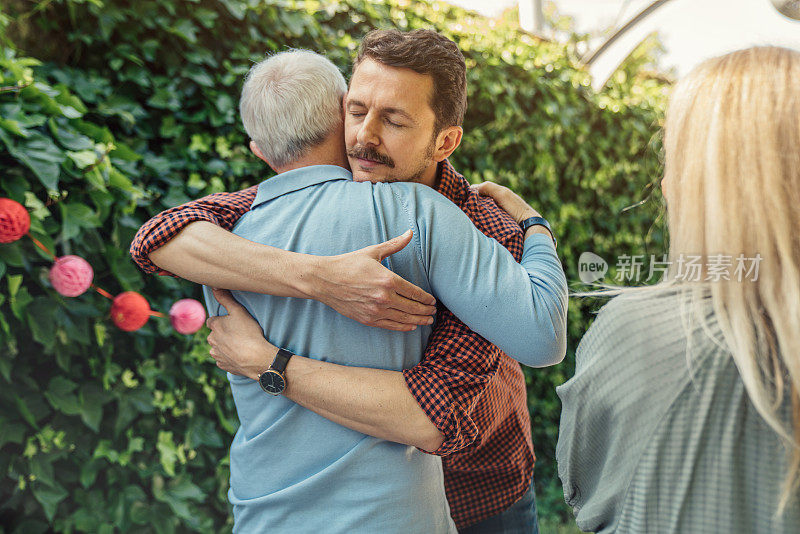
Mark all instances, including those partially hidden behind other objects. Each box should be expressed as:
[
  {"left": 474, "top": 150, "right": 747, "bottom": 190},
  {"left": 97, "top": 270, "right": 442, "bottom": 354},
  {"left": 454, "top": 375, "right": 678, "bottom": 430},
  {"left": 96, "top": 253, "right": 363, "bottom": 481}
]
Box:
[{"left": 0, "top": 0, "right": 669, "bottom": 532}]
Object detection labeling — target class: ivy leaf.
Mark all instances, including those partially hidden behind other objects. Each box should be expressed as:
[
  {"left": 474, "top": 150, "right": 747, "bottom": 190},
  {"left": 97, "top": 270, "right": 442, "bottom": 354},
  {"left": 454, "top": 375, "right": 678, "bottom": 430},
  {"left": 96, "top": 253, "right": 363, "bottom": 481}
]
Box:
[
  {"left": 29, "top": 454, "right": 56, "bottom": 487},
  {"left": 0, "top": 242, "right": 25, "bottom": 267},
  {"left": 27, "top": 298, "right": 57, "bottom": 349},
  {"left": 183, "top": 65, "right": 214, "bottom": 87},
  {"left": 170, "top": 19, "right": 199, "bottom": 44},
  {"left": 161, "top": 186, "right": 191, "bottom": 208},
  {"left": 166, "top": 476, "right": 204, "bottom": 501},
  {"left": 8, "top": 274, "right": 23, "bottom": 298},
  {"left": 147, "top": 87, "right": 181, "bottom": 111},
  {"left": 93, "top": 439, "right": 119, "bottom": 464},
  {"left": 59, "top": 105, "right": 83, "bottom": 119},
  {"left": 79, "top": 383, "right": 108, "bottom": 432},
  {"left": 94, "top": 322, "right": 106, "bottom": 347},
  {"left": 155, "top": 475, "right": 202, "bottom": 520},
  {"left": 66, "top": 149, "right": 98, "bottom": 169},
  {"left": 218, "top": 0, "right": 246, "bottom": 20},
  {"left": 14, "top": 392, "right": 51, "bottom": 429},
  {"left": 44, "top": 376, "right": 81, "bottom": 416},
  {"left": 186, "top": 416, "right": 223, "bottom": 448},
  {"left": 79, "top": 459, "right": 102, "bottom": 488},
  {"left": 156, "top": 431, "right": 180, "bottom": 476},
  {"left": 0, "top": 422, "right": 26, "bottom": 448},
  {"left": 31, "top": 482, "right": 69, "bottom": 523},
  {"left": 59, "top": 203, "right": 100, "bottom": 242},
  {"left": 107, "top": 247, "right": 142, "bottom": 291},
  {"left": 14, "top": 394, "right": 39, "bottom": 428},
  {"left": 129, "top": 501, "right": 150, "bottom": 525},
  {"left": 0, "top": 116, "right": 30, "bottom": 138},
  {"left": 54, "top": 83, "right": 88, "bottom": 114},
  {"left": 10, "top": 286, "right": 33, "bottom": 321},
  {"left": 49, "top": 118, "right": 94, "bottom": 150},
  {"left": 0, "top": 130, "right": 63, "bottom": 190},
  {"left": 108, "top": 141, "right": 141, "bottom": 162}
]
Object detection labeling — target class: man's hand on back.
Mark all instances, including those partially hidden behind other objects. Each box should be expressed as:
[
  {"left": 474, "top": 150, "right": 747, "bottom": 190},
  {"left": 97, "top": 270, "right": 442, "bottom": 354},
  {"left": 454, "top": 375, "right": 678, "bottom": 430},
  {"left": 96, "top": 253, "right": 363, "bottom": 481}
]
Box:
[
  {"left": 206, "top": 288, "right": 277, "bottom": 381},
  {"left": 309, "top": 230, "right": 437, "bottom": 332},
  {"left": 470, "top": 181, "right": 540, "bottom": 223},
  {"left": 471, "top": 181, "right": 554, "bottom": 241}
]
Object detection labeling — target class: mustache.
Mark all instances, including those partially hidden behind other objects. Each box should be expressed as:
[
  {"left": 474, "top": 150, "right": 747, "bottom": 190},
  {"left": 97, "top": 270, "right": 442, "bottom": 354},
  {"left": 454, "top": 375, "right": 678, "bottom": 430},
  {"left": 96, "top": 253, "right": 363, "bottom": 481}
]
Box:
[{"left": 346, "top": 146, "right": 395, "bottom": 168}]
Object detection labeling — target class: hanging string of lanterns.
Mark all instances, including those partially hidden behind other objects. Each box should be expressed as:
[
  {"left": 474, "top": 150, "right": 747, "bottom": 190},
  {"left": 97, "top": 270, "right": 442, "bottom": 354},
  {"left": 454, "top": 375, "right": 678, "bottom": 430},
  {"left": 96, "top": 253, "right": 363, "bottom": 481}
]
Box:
[{"left": 0, "top": 197, "right": 206, "bottom": 334}]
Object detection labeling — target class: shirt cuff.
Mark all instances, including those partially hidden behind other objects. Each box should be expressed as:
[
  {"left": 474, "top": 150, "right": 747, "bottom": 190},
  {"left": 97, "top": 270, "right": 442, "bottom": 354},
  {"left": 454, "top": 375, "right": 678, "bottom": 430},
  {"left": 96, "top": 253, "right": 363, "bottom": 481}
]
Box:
[
  {"left": 402, "top": 365, "right": 480, "bottom": 456},
  {"left": 129, "top": 212, "right": 223, "bottom": 276},
  {"left": 523, "top": 230, "right": 556, "bottom": 249}
]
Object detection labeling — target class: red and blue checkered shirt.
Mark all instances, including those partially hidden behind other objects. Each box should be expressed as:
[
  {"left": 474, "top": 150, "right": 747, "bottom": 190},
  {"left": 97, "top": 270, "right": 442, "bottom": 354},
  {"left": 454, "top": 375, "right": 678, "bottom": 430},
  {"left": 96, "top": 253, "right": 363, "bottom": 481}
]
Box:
[{"left": 130, "top": 160, "right": 534, "bottom": 528}]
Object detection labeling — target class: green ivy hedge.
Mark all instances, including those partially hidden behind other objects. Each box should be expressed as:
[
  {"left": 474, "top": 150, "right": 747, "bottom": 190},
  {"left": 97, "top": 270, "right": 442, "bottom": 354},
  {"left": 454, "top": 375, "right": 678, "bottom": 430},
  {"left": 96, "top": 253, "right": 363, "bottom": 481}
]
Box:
[{"left": 0, "top": 0, "right": 668, "bottom": 531}]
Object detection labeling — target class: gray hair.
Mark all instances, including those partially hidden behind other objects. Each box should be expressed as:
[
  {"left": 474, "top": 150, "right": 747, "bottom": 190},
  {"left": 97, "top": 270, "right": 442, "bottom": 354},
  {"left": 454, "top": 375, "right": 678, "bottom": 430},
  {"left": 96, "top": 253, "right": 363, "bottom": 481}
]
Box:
[{"left": 239, "top": 50, "right": 347, "bottom": 168}]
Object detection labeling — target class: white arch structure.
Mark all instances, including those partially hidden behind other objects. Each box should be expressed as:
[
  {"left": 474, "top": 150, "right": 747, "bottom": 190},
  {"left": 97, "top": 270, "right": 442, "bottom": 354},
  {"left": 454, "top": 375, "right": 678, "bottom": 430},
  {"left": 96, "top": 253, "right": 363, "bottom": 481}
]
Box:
[{"left": 582, "top": 0, "right": 800, "bottom": 90}]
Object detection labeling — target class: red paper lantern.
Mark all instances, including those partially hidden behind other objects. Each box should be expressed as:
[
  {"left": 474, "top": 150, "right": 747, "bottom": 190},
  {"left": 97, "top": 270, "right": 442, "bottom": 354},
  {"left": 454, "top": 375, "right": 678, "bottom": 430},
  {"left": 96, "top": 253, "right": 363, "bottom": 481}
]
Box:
[
  {"left": 49, "top": 255, "right": 94, "bottom": 297},
  {"left": 111, "top": 291, "right": 151, "bottom": 331},
  {"left": 169, "top": 298, "right": 207, "bottom": 335},
  {"left": 0, "top": 198, "right": 31, "bottom": 243}
]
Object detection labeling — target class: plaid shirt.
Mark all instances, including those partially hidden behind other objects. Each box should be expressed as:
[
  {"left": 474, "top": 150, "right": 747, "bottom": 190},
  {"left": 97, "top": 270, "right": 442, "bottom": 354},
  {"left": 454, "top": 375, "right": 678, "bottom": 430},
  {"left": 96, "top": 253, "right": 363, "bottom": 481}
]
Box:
[{"left": 129, "top": 160, "right": 534, "bottom": 528}]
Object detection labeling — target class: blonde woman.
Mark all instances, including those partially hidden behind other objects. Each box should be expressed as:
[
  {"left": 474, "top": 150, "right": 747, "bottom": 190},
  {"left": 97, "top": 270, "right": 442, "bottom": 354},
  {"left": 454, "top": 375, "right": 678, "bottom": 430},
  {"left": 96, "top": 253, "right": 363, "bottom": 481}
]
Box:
[{"left": 478, "top": 46, "right": 800, "bottom": 533}]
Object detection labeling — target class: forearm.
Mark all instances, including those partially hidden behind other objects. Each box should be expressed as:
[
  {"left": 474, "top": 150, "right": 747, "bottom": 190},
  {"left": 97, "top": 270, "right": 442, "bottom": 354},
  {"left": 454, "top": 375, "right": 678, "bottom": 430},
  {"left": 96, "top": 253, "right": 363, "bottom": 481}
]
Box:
[
  {"left": 524, "top": 224, "right": 552, "bottom": 241},
  {"left": 282, "top": 356, "right": 444, "bottom": 452},
  {"left": 149, "top": 221, "right": 318, "bottom": 298},
  {"left": 517, "top": 233, "right": 568, "bottom": 366}
]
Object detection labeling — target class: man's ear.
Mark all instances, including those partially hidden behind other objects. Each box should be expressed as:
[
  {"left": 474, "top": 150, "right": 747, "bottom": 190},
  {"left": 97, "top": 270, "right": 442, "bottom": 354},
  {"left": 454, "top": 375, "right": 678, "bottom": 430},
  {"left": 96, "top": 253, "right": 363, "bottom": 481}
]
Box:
[
  {"left": 432, "top": 126, "right": 463, "bottom": 163},
  {"left": 249, "top": 140, "right": 277, "bottom": 171},
  {"left": 249, "top": 140, "right": 267, "bottom": 162}
]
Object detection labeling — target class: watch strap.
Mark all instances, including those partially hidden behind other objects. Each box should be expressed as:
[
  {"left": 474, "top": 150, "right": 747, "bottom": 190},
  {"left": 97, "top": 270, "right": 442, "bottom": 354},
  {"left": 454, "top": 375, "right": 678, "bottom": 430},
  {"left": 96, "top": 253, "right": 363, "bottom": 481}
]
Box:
[
  {"left": 270, "top": 348, "right": 293, "bottom": 374},
  {"left": 520, "top": 216, "right": 556, "bottom": 248}
]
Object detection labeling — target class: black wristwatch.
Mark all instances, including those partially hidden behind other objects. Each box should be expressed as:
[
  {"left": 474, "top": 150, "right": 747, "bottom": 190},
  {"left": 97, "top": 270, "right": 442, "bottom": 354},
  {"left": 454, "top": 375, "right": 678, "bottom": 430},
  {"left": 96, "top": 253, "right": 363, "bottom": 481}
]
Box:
[
  {"left": 519, "top": 216, "right": 556, "bottom": 248},
  {"left": 258, "top": 348, "right": 293, "bottom": 396}
]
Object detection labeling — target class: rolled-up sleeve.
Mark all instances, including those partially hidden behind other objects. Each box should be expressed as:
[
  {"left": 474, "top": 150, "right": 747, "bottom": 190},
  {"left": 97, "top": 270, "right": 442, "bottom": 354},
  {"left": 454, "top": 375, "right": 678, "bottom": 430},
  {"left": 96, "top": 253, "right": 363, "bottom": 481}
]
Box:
[
  {"left": 403, "top": 308, "right": 503, "bottom": 455},
  {"left": 129, "top": 186, "right": 258, "bottom": 275}
]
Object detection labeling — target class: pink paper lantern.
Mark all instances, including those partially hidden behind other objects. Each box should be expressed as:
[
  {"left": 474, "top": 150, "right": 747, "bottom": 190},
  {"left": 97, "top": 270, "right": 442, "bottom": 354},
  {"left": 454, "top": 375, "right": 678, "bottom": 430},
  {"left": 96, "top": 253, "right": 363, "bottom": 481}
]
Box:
[
  {"left": 49, "top": 255, "right": 94, "bottom": 297},
  {"left": 111, "top": 291, "right": 151, "bottom": 332},
  {"left": 0, "top": 198, "right": 31, "bottom": 243},
  {"left": 169, "top": 298, "right": 207, "bottom": 335}
]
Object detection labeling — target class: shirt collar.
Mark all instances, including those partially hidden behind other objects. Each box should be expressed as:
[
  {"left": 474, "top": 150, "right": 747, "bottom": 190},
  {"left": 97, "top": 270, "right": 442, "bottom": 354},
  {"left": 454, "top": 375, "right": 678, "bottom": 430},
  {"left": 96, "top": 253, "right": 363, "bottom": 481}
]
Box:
[
  {"left": 435, "top": 159, "right": 470, "bottom": 207},
  {"left": 251, "top": 165, "right": 352, "bottom": 209}
]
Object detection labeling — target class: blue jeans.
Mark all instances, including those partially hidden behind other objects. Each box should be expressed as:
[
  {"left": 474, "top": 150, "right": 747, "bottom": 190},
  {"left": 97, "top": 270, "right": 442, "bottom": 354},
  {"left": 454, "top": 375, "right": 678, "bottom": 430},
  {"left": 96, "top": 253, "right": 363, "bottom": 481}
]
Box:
[{"left": 458, "top": 475, "right": 539, "bottom": 534}]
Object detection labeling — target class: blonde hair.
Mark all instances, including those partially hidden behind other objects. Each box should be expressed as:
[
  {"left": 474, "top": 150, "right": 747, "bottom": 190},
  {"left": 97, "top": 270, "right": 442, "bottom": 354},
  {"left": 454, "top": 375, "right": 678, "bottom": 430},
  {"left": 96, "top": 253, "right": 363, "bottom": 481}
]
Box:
[{"left": 662, "top": 47, "right": 800, "bottom": 512}]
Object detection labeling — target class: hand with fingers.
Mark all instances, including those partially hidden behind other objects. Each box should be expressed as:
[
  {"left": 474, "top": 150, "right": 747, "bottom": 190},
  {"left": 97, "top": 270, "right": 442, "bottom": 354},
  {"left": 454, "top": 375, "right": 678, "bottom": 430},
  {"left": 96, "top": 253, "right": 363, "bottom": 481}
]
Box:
[
  {"left": 470, "top": 181, "right": 541, "bottom": 224},
  {"left": 206, "top": 288, "right": 278, "bottom": 381},
  {"left": 470, "top": 182, "right": 555, "bottom": 243},
  {"left": 315, "top": 229, "right": 437, "bottom": 332}
]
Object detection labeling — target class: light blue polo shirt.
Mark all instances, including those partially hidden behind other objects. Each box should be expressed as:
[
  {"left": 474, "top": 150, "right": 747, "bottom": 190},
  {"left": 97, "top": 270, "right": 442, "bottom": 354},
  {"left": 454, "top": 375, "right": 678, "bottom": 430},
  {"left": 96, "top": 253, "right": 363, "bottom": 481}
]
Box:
[{"left": 203, "top": 165, "right": 566, "bottom": 534}]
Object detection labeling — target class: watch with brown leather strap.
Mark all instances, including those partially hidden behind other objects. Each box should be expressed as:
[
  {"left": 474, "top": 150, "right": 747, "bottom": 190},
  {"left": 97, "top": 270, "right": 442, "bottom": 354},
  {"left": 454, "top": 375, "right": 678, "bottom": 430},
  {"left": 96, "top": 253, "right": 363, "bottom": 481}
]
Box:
[{"left": 257, "top": 348, "right": 293, "bottom": 396}]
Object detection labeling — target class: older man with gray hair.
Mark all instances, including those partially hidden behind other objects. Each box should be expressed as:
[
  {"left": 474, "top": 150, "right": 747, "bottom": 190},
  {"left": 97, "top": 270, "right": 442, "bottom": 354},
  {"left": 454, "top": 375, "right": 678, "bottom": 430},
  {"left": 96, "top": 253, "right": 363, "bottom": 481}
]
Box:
[{"left": 240, "top": 50, "right": 347, "bottom": 169}]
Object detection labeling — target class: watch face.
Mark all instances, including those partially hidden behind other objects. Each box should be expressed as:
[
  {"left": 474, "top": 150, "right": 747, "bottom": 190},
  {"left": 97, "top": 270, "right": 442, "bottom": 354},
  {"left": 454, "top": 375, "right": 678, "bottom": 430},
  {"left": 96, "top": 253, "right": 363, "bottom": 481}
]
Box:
[{"left": 259, "top": 370, "right": 286, "bottom": 395}]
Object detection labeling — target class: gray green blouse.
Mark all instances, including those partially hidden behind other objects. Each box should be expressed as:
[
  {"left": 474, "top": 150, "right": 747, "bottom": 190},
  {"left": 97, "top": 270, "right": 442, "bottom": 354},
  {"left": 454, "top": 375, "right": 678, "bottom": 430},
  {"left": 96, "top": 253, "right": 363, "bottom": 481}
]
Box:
[{"left": 556, "top": 289, "right": 799, "bottom": 533}]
